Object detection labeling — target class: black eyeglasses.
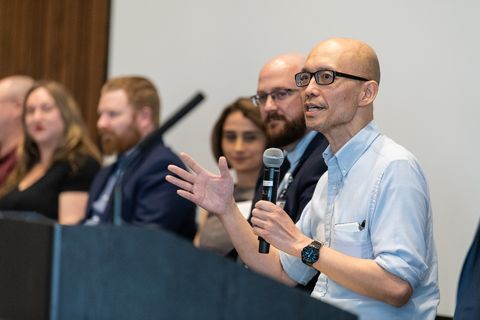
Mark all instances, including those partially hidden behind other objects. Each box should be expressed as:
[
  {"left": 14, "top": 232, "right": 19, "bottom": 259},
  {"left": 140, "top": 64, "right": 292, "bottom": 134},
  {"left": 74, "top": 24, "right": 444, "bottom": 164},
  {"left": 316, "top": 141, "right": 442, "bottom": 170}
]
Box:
[
  {"left": 295, "top": 70, "right": 370, "bottom": 87},
  {"left": 251, "top": 88, "right": 299, "bottom": 107}
]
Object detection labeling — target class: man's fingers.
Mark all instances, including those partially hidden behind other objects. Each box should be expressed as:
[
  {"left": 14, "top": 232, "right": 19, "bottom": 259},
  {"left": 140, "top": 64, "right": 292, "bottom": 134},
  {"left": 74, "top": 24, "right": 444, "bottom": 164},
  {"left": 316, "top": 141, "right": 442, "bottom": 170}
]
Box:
[
  {"left": 166, "top": 174, "right": 193, "bottom": 192},
  {"left": 167, "top": 164, "right": 195, "bottom": 184},
  {"left": 176, "top": 189, "right": 197, "bottom": 203},
  {"left": 251, "top": 216, "right": 268, "bottom": 239},
  {"left": 254, "top": 200, "right": 275, "bottom": 212},
  {"left": 251, "top": 207, "right": 270, "bottom": 224},
  {"left": 180, "top": 152, "right": 204, "bottom": 174},
  {"left": 218, "top": 156, "right": 230, "bottom": 178}
]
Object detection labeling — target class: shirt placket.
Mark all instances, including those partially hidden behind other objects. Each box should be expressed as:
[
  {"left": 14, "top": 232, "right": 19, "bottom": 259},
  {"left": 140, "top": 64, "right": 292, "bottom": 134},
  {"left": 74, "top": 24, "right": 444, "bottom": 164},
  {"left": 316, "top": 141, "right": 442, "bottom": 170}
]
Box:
[{"left": 316, "top": 157, "right": 341, "bottom": 296}]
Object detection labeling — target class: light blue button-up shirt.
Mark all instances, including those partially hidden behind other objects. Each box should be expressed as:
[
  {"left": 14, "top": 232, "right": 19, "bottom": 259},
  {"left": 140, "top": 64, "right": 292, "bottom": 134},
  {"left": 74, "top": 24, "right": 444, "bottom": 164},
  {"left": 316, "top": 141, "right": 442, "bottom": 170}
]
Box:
[{"left": 279, "top": 120, "right": 439, "bottom": 320}]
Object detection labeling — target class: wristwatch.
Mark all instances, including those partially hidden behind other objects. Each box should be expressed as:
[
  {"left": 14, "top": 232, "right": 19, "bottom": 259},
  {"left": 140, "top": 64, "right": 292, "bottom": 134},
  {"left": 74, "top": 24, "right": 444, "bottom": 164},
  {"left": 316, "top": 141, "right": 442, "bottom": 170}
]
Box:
[{"left": 301, "top": 240, "right": 323, "bottom": 267}]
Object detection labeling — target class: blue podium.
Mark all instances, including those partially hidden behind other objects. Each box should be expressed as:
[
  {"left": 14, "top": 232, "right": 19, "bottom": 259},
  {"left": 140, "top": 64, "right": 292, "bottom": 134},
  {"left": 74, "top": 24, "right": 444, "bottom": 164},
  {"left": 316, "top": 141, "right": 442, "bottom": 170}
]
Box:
[{"left": 0, "top": 212, "right": 356, "bottom": 320}]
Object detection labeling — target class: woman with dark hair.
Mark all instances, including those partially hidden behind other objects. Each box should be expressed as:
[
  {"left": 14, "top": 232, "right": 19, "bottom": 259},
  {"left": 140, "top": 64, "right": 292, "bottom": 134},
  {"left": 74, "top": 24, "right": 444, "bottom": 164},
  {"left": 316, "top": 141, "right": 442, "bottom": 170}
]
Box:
[
  {"left": 0, "top": 80, "right": 101, "bottom": 224},
  {"left": 195, "top": 97, "right": 266, "bottom": 257}
]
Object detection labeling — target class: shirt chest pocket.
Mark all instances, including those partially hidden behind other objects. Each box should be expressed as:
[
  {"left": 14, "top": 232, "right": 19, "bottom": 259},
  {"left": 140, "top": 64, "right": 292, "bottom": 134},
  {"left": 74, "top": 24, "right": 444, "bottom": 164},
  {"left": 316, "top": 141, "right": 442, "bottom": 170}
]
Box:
[{"left": 333, "top": 228, "right": 373, "bottom": 259}]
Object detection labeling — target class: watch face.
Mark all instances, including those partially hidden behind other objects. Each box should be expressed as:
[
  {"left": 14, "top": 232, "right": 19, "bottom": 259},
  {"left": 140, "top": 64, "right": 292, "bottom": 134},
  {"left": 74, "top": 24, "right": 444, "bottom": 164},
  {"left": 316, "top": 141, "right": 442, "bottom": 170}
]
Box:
[{"left": 302, "top": 246, "right": 319, "bottom": 263}]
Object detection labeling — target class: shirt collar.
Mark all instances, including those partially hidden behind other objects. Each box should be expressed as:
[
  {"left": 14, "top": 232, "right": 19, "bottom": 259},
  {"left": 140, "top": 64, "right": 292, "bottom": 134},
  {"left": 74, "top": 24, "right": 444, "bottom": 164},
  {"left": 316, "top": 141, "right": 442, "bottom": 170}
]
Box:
[
  {"left": 123, "top": 145, "right": 137, "bottom": 158},
  {"left": 323, "top": 120, "right": 380, "bottom": 177},
  {"left": 115, "top": 145, "right": 138, "bottom": 171}
]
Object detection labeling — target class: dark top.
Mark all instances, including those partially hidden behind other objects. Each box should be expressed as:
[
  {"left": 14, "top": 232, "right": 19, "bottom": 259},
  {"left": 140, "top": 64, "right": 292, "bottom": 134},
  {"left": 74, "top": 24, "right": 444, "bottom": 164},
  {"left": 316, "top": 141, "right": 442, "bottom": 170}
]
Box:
[
  {"left": 84, "top": 138, "right": 197, "bottom": 240},
  {"left": 0, "top": 155, "right": 101, "bottom": 220},
  {"left": 454, "top": 220, "right": 480, "bottom": 319}
]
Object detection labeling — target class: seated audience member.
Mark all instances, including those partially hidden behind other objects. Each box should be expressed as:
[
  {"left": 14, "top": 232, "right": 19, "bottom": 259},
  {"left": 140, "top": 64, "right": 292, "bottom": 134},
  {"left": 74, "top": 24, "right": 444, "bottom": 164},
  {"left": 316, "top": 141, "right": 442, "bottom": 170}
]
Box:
[
  {"left": 167, "top": 38, "right": 439, "bottom": 319},
  {"left": 0, "top": 80, "right": 101, "bottom": 224},
  {"left": 83, "top": 76, "right": 196, "bottom": 240},
  {"left": 454, "top": 219, "right": 480, "bottom": 319},
  {"left": 0, "top": 75, "right": 34, "bottom": 187},
  {"left": 195, "top": 98, "right": 266, "bottom": 257}
]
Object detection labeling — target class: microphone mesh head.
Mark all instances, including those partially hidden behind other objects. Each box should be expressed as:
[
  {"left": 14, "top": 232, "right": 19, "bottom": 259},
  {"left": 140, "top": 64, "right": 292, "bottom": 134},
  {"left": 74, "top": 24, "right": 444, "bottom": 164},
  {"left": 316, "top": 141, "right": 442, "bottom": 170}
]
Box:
[{"left": 263, "top": 148, "right": 284, "bottom": 168}]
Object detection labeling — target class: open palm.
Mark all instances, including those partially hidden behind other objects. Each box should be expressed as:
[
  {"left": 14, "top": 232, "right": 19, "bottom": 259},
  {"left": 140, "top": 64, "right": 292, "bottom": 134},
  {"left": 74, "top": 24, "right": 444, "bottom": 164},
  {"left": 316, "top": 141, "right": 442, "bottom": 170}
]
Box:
[{"left": 166, "top": 153, "right": 236, "bottom": 216}]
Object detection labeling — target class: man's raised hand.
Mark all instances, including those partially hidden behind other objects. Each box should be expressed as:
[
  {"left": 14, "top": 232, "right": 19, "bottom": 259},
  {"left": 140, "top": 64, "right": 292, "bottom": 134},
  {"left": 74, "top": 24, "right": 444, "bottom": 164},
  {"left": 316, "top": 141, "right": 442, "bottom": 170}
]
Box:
[{"left": 166, "top": 153, "right": 236, "bottom": 216}]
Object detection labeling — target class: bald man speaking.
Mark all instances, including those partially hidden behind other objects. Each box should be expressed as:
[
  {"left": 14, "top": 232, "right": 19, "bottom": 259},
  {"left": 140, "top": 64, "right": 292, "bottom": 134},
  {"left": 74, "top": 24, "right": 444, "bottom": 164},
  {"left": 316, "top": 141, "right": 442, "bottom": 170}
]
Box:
[{"left": 167, "top": 38, "right": 439, "bottom": 319}]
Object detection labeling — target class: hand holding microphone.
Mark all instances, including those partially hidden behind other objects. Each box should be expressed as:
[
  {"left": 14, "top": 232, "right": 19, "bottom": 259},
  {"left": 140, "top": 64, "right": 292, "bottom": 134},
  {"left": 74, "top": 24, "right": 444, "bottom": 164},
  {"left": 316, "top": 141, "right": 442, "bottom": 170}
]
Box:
[{"left": 258, "top": 148, "right": 284, "bottom": 254}]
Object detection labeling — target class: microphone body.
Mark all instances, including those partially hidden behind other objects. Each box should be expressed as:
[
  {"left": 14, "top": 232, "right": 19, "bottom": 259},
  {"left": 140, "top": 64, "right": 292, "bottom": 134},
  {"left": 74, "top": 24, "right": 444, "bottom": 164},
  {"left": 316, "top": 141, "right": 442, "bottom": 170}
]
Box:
[{"left": 258, "top": 148, "right": 284, "bottom": 254}]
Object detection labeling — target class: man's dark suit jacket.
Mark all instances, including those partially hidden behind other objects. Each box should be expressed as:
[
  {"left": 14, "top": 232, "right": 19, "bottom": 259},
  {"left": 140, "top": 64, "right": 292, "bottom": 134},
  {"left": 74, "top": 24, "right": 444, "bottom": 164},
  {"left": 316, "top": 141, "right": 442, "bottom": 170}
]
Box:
[
  {"left": 454, "top": 220, "right": 480, "bottom": 319},
  {"left": 84, "top": 138, "right": 196, "bottom": 240},
  {"left": 251, "top": 132, "right": 329, "bottom": 223}
]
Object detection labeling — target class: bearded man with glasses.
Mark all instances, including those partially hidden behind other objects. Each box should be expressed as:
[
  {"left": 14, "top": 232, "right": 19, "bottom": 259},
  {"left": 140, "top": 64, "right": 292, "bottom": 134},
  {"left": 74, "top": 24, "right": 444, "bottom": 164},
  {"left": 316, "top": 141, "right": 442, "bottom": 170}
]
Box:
[
  {"left": 213, "top": 53, "right": 328, "bottom": 292},
  {"left": 249, "top": 53, "right": 329, "bottom": 227},
  {"left": 167, "top": 38, "right": 439, "bottom": 319}
]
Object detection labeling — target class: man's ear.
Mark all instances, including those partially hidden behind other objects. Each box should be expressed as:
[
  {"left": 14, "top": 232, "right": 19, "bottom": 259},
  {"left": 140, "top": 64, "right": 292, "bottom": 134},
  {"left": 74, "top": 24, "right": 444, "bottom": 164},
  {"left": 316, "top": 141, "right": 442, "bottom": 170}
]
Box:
[
  {"left": 358, "top": 81, "right": 379, "bottom": 107},
  {"left": 13, "top": 98, "right": 24, "bottom": 117},
  {"left": 137, "top": 107, "right": 152, "bottom": 122},
  {"left": 136, "top": 106, "right": 153, "bottom": 128}
]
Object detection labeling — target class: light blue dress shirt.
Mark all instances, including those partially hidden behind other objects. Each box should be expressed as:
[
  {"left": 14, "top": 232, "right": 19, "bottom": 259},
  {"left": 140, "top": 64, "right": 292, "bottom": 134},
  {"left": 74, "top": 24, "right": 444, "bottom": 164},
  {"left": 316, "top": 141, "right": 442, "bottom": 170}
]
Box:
[{"left": 279, "top": 120, "right": 439, "bottom": 320}]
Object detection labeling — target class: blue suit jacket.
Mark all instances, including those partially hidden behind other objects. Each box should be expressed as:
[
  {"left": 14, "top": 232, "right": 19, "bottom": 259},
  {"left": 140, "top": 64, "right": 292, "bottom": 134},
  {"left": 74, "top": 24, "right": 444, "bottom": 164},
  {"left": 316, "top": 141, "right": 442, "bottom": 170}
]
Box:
[
  {"left": 251, "top": 132, "right": 329, "bottom": 223},
  {"left": 454, "top": 220, "right": 480, "bottom": 319},
  {"left": 84, "top": 138, "right": 196, "bottom": 240}
]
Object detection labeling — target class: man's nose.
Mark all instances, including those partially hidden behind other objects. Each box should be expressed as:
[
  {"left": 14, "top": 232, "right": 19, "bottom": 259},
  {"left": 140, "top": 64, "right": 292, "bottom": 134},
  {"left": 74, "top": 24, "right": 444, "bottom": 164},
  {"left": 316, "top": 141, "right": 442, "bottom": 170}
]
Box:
[
  {"left": 304, "top": 77, "right": 319, "bottom": 96},
  {"left": 263, "top": 95, "right": 278, "bottom": 113},
  {"left": 97, "top": 114, "right": 108, "bottom": 129}
]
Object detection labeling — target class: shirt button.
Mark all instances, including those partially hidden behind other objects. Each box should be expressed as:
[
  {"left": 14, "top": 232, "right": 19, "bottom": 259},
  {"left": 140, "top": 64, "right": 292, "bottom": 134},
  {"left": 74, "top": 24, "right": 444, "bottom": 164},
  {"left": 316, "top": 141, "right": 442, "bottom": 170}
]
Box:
[
  {"left": 343, "top": 169, "right": 346, "bottom": 175},
  {"left": 327, "top": 219, "right": 331, "bottom": 224},
  {"left": 333, "top": 186, "right": 336, "bottom": 190},
  {"left": 92, "top": 215, "right": 100, "bottom": 222},
  {"left": 318, "top": 288, "right": 323, "bottom": 292},
  {"left": 102, "top": 194, "right": 109, "bottom": 201}
]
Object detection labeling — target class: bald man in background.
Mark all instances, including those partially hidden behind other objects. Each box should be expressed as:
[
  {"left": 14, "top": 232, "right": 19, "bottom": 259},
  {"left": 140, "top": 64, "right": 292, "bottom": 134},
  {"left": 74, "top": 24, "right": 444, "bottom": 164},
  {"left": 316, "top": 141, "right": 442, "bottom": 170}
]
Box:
[
  {"left": 167, "top": 38, "right": 439, "bottom": 319},
  {"left": 0, "top": 75, "right": 34, "bottom": 187},
  {"left": 250, "top": 53, "right": 328, "bottom": 226}
]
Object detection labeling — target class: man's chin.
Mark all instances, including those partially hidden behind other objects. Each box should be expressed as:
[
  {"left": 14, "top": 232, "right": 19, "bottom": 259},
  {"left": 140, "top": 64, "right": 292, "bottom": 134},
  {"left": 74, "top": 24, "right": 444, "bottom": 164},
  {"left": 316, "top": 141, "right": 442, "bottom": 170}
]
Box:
[
  {"left": 266, "top": 119, "right": 285, "bottom": 128},
  {"left": 101, "top": 146, "right": 118, "bottom": 156},
  {"left": 100, "top": 138, "right": 118, "bottom": 156},
  {"left": 266, "top": 122, "right": 285, "bottom": 134}
]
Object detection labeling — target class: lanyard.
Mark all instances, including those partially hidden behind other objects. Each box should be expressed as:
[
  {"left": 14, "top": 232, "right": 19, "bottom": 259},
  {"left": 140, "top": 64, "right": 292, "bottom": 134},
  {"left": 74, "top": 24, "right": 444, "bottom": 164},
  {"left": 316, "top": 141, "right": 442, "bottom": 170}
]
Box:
[{"left": 276, "top": 173, "right": 293, "bottom": 210}]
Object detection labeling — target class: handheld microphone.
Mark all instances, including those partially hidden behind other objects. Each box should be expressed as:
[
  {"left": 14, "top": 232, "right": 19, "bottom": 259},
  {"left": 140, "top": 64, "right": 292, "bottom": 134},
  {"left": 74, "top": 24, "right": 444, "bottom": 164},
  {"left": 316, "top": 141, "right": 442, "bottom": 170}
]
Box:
[{"left": 258, "top": 148, "right": 284, "bottom": 254}]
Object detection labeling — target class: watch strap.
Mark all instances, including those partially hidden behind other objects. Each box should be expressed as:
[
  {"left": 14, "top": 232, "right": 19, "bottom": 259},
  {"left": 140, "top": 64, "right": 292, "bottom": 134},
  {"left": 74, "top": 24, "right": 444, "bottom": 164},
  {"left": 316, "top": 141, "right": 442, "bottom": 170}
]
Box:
[{"left": 310, "top": 240, "right": 322, "bottom": 250}]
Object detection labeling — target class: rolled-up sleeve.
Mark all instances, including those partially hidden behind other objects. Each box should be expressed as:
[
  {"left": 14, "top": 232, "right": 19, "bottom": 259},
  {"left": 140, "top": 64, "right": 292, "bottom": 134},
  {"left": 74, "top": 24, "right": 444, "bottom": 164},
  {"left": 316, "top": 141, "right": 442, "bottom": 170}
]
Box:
[{"left": 371, "top": 159, "right": 430, "bottom": 289}]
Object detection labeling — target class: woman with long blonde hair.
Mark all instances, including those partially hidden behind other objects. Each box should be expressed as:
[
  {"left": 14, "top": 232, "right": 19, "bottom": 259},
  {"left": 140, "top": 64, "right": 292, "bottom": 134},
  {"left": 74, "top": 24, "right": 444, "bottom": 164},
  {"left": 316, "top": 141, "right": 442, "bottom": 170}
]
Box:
[{"left": 0, "top": 80, "right": 101, "bottom": 224}]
